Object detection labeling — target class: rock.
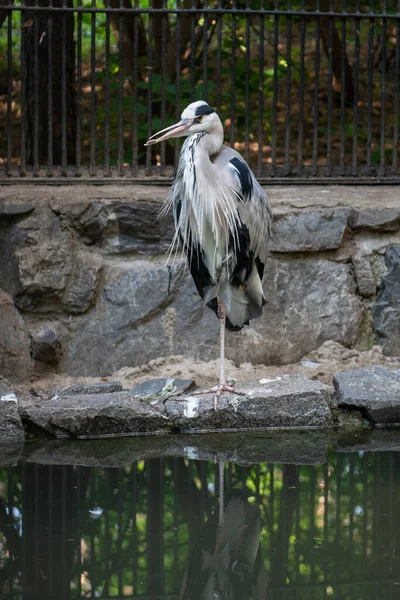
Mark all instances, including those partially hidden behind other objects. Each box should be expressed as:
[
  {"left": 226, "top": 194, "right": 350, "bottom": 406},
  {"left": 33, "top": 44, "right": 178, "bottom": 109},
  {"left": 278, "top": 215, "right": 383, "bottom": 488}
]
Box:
[
  {"left": 56, "top": 381, "right": 123, "bottom": 396},
  {"left": 333, "top": 366, "right": 400, "bottom": 426},
  {"left": 112, "top": 201, "right": 175, "bottom": 253},
  {"left": 348, "top": 208, "right": 400, "bottom": 232},
  {"left": 62, "top": 252, "right": 102, "bottom": 314},
  {"left": 62, "top": 260, "right": 187, "bottom": 376},
  {"left": 30, "top": 325, "right": 59, "bottom": 363},
  {"left": 55, "top": 199, "right": 175, "bottom": 253},
  {"left": 0, "top": 202, "right": 34, "bottom": 218},
  {"left": 228, "top": 257, "right": 364, "bottom": 366},
  {"left": 0, "top": 290, "right": 32, "bottom": 382},
  {"left": 0, "top": 378, "right": 25, "bottom": 445},
  {"left": 372, "top": 246, "right": 400, "bottom": 356},
  {"left": 130, "top": 378, "right": 196, "bottom": 404},
  {"left": 21, "top": 391, "right": 172, "bottom": 438},
  {"left": 61, "top": 254, "right": 365, "bottom": 376},
  {"left": 352, "top": 253, "right": 376, "bottom": 297},
  {"left": 22, "top": 430, "right": 331, "bottom": 466},
  {"left": 0, "top": 207, "right": 73, "bottom": 311},
  {"left": 270, "top": 208, "right": 350, "bottom": 253},
  {"left": 165, "top": 375, "right": 335, "bottom": 432}
]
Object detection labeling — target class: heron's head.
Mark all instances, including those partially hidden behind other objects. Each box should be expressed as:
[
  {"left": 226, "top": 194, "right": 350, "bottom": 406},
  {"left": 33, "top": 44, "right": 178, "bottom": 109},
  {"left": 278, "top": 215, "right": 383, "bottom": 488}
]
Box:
[{"left": 145, "top": 101, "right": 221, "bottom": 146}]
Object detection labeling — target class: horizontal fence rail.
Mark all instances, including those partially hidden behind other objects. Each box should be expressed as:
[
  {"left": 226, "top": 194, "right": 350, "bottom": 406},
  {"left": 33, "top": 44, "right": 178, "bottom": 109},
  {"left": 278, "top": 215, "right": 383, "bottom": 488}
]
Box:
[{"left": 0, "top": 1, "right": 399, "bottom": 183}]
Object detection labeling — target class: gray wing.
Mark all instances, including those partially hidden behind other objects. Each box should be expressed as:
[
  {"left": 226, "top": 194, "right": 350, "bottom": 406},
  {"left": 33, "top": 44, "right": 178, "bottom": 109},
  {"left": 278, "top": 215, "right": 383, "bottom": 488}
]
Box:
[{"left": 213, "top": 146, "right": 273, "bottom": 264}]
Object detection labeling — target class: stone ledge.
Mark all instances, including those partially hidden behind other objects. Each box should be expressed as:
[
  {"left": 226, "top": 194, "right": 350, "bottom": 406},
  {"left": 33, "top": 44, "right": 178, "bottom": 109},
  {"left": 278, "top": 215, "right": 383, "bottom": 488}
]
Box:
[
  {"left": 18, "top": 375, "right": 337, "bottom": 438},
  {"left": 333, "top": 366, "right": 400, "bottom": 426},
  {"left": 164, "top": 376, "right": 335, "bottom": 431},
  {"left": 1, "top": 365, "right": 399, "bottom": 449}
]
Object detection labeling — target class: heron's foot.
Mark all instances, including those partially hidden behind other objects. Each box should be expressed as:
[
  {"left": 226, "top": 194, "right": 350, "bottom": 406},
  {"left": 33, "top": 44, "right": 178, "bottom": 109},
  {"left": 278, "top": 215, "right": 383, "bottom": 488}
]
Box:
[{"left": 192, "top": 378, "right": 246, "bottom": 410}]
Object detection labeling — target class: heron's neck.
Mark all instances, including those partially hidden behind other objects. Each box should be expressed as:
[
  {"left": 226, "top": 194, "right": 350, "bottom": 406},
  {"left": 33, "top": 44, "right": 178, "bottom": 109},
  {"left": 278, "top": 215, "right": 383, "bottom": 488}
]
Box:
[{"left": 193, "top": 122, "right": 224, "bottom": 157}]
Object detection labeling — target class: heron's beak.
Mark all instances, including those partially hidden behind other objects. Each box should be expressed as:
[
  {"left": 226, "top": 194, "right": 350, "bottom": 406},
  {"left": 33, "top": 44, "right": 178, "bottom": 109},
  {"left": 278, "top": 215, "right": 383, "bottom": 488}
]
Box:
[{"left": 144, "top": 119, "right": 190, "bottom": 146}]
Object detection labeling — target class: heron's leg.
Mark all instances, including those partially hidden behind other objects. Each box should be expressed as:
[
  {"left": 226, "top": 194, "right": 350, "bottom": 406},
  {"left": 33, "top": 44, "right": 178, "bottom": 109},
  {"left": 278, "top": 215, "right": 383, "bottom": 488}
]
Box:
[
  {"left": 191, "top": 293, "right": 246, "bottom": 408},
  {"left": 218, "top": 297, "right": 226, "bottom": 387}
]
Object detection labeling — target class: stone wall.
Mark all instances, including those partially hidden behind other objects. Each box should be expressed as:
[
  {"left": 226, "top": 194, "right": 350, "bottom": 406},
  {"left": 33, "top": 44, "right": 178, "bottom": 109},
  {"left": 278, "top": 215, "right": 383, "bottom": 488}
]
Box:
[{"left": 0, "top": 185, "right": 399, "bottom": 383}]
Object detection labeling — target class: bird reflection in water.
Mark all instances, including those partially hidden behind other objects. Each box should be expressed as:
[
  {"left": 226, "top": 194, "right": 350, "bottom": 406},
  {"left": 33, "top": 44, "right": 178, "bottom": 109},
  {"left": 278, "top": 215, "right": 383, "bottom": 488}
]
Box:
[{"left": 179, "top": 462, "right": 267, "bottom": 599}]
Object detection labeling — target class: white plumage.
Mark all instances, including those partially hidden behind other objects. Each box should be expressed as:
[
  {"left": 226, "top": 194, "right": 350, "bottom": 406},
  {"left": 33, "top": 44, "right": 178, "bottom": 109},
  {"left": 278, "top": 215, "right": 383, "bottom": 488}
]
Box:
[{"left": 146, "top": 100, "right": 272, "bottom": 406}]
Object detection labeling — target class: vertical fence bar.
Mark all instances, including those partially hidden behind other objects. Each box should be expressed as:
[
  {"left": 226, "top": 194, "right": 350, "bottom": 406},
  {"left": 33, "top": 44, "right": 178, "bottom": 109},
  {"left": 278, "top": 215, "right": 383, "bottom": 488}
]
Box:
[
  {"left": 47, "top": 8, "right": 54, "bottom": 175},
  {"left": 271, "top": 0, "right": 279, "bottom": 176},
  {"left": 33, "top": 9, "right": 39, "bottom": 174},
  {"left": 20, "top": 7, "right": 26, "bottom": 176},
  {"left": 202, "top": 10, "right": 209, "bottom": 101},
  {"left": 297, "top": 0, "right": 306, "bottom": 175},
  {"left": 312, "top": 4, "right": 321, "bottom": 176},
  {"left": 244, "top": 1, "right": 250, "bottom": 164},
  {"left": 284, "top": 0, "right": 292, "bottom": 175},
  {"left": 76, "top": 0, "right": 82, "bottom": 176},
  {"left": 6, "top": 12, "right": 13, "bottom": 174},
  {"left": 352, "top": 11, "right": 360, "bottom": 176},
  {"left": 379, "top": 0, "right": 387, "bottom": 176},
  {"left": 393, "top": 3, "right": 400, "bottom": 174},
  {"left": 230, "top": 1, "right": 236, "bottom": 148},
  {"left": 257, "top": 7, "right": 264, "bottom": 177},
  {"left": 61, "top": 0, "right": 67, "bottom": 175},
  {"left": 189, "top": 0, "right": 196, "bottom": 103},
  {"left": 174, "top": 0, "right": 181, "bottom": 166},
  {"left": 104, "top": 6, "right": 111, "bottom": 176},
  {"left": 367, "top": 2, "right": 374, "bottom": 174},
  {"left": 160, "top": 0, "right": 167, "bottom": 172},
  {"left": 118, "top": 3, "right": 124, "bottom": 176},
  {"left": 339, "top": 0, "right": 347, "bottom": 176},
  {"left": 216, "top": 0, "right": 222, "bottom": 115},
  {"left": 326, "top": 0, "right": 333, "bottom": 176},
  {"left": 146, "top": 3, "right": 154, "bottom": 175},
  {"left": 131, "top": 0, "right": 139, "bottom": 177},
  {"left": 90, "top": 0, "right": 97, "bottom": 176}
]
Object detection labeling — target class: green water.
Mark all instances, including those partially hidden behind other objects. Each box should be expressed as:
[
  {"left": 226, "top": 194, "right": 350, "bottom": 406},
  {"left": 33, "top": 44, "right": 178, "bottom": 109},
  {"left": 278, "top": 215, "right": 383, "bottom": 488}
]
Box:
[{"left": 0, "top": 431, "right": 399, "bottom": 599}]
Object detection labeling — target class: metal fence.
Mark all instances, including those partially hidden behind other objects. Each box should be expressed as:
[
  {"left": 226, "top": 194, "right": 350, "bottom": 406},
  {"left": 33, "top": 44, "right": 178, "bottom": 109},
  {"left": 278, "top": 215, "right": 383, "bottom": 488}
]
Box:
[
  {"left": 1, "top": 453, "right": 400, "bottom": 598},
  {"left": 0, "top": 2, "right": 399, "bottom": 183}
]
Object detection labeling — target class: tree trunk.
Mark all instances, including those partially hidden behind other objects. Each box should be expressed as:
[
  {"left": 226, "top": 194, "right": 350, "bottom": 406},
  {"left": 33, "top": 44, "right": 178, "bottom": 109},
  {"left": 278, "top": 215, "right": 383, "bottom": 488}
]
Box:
[
  {"left": 319, "top": 0, "right": 354, "bottom": 103},
  {"left": 22, "top": 0, "right": 76, "bottom": 166},
  {"left": 109, "top": 0, "right": 148, "bottom": 89}
]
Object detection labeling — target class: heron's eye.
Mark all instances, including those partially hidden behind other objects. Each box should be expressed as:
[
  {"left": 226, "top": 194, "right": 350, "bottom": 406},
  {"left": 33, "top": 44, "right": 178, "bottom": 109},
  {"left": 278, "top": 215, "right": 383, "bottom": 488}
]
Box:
[{"left": 195, "top": 116, "right": 203, "bottom": 124}]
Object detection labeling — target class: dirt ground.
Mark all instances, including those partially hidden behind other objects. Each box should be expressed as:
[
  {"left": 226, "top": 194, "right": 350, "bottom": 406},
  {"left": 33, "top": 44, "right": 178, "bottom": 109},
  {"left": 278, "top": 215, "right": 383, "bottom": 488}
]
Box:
[{"left": 23, "top": 341, "right": 400, "bottom": 396}]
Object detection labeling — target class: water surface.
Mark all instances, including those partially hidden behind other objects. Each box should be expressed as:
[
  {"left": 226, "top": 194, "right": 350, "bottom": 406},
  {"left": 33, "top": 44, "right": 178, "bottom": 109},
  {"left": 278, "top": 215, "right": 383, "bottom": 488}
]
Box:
[{"left": 0, "top": 431, "right": 399, "bottom": 599}]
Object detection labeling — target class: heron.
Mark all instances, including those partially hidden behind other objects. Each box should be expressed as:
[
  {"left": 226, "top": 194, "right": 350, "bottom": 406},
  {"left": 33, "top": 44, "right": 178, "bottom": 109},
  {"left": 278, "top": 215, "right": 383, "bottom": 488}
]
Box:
[{"left": 145, "top": 100, "right": 272, "bottom": 408}]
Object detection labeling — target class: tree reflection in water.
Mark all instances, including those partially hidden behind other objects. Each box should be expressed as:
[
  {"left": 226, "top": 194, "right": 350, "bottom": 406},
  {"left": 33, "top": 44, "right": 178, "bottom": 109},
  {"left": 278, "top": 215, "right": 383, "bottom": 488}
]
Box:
[{"left": 0, "top": 449, "right": 400, "bottom": 599}]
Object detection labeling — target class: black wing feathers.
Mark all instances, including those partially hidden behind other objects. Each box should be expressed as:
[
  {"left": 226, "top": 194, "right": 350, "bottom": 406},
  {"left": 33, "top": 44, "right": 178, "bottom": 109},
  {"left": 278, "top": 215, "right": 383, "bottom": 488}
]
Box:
[{"left": 230, "top": 157, "right": 253, "bottom": 200}]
